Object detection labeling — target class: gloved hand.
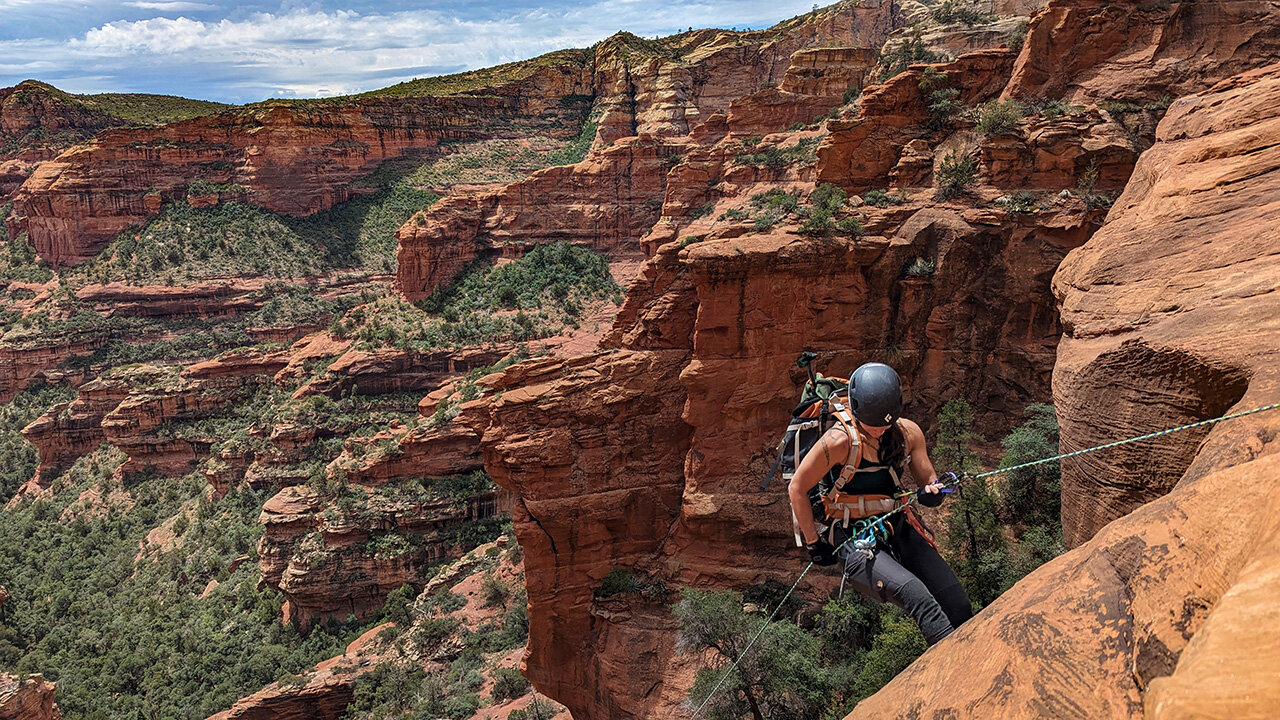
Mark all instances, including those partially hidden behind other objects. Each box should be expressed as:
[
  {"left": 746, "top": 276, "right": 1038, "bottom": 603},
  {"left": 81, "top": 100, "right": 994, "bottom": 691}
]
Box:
[
  {"left": 917, "top": 486, "right": 945, "bottom": 507},
  {"left": 805, "top": 538, "right": 839, "bottom": 566}
]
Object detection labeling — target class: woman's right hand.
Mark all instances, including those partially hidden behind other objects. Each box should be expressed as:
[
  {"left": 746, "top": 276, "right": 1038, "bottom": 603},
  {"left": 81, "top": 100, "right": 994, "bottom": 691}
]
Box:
[{"left": 806, "top": 538, "right": 839, "bottom": 566}]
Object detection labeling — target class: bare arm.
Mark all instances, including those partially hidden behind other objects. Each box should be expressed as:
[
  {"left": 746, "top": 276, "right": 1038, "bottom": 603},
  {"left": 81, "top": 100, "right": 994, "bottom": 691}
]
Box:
[
  {"left": 788, "top": 426, "right": 850, "bottom": 545},
  {"left": 901, "top": 419, "right": 942, "bottom": 492}
]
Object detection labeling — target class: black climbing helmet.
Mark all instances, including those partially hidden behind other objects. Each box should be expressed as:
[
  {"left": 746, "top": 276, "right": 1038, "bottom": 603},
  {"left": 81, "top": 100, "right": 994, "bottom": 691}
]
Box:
[{"left": 848, "top": 362, "right": 903, "bottom": 427}]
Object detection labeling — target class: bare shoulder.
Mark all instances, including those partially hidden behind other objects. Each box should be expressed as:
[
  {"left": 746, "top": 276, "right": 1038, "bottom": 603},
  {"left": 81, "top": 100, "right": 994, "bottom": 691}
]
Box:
[
  {"left": 823, "top": 425, "right": 853, "bottom": 452},
  {"left": 898, "top": 418, "right": 926, "bottom": 448}
]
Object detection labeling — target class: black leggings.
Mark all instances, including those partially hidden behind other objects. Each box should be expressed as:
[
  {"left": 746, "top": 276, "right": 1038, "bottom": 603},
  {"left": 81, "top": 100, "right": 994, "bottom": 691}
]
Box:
[{"left": 836, "top": 519, "right": 973, "bottom": 645}]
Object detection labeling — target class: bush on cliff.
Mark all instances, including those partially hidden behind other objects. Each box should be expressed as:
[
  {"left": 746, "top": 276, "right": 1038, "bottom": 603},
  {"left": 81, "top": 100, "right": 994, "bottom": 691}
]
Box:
[
  {"left": 934, "top": 150, "right": 978, "bottom": 200},
  {"left": 675, "top": 588, "right": 927, "bottom": 720},
  {"left": 935, "top": 399, "right": 1064, "bottom": 607}
]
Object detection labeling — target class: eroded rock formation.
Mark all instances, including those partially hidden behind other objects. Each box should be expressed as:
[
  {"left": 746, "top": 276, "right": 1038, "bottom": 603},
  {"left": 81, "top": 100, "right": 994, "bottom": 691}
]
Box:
[
  {"left": 0, "top": 673, "right": 61, "bottom": 720},
  {"left": 7, "top": 57, "right": 592, "bottom": 267},
  {"left": 846, "top": 62, "right": 1280, "bottom": 720}
]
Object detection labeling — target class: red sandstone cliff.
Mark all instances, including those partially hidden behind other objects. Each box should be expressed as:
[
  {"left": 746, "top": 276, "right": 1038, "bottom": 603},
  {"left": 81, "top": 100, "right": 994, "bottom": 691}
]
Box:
[
  {"left": 439, "top": 2, "right": 1280, "bottom": 718},
  {"left": 7, "top": 55, "right": 592, "bottom": 267},
  {"left": 0, "top": 673, "right": 60, "bottom": 720},
  {"left": 846, "top": 61, "right": 1280, "bottom": 720}
]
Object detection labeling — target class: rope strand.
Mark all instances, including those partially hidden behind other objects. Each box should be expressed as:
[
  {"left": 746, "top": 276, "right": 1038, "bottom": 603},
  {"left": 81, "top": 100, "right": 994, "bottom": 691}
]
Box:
[{"left": 689, "top": 400, "right": 1280, "bottom": 719}]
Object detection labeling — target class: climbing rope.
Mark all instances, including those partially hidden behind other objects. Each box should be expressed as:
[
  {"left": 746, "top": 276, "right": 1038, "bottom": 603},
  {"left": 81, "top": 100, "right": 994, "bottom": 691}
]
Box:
[{"left": 689, "top": 400, "right": 1280, "bottom": 719}]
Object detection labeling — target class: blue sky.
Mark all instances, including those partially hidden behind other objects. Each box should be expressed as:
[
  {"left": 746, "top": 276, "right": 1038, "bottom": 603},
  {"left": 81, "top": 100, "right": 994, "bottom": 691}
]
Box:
[{"left": 0, "top": 0, "right": 824, "bottom": 104}]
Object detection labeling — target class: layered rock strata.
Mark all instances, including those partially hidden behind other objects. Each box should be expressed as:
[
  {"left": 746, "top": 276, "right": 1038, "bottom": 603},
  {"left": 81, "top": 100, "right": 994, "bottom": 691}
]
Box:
[
  {"left": 0, "top": 673, "right": 61, "bottom": 720},
  {"left": 846, "top": 62, "right": 1280, "bottom": 720},
  {"left": 8, "top": 58, "right": 593, "bottom": 267}
]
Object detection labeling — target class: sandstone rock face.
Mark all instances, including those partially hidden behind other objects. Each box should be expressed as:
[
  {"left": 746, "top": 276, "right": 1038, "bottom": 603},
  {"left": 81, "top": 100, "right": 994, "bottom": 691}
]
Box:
[
  {"left": 474, "top": 184, "right": 1106, "bottom": 718},
  {"left": 817, "top": 49, "right": 1017, "bottom": 191},
  {"left": 1006, "top": 0, "right": 1280, "bottom": 104},
  {"left": 18, "top": 375, "right": 131, "bottom": 493},
  {"left": 256, "top": 479, "right": 505, "bottom": 630},
  {"left": 0, "top": 334, "right": 103, "bottom": 405},
  {"left": 846, "top": 63, "right": 1280, "bottom": 720},
  {"left": 396, "top": 137, "right": 672, "bottom": 299},
  {"left": 1053, "top": 64, "right": 1280, "bottom": 547},
  {"left": 8, "top": 61, "right": 592, "bottom": 267},
  {"left": 0, "top": 673, "right": 61, "bottom": 720}
]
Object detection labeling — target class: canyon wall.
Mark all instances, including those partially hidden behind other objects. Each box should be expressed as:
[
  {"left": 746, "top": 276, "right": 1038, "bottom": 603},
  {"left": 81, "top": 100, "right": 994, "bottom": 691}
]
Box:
[
  {"left": 848, "top": 61, "right": 1280, "bottom": 720},
  {"left": 460, "top": 2, "right": 1280, "bottom": 718},
  {"left": 7, "top": 58, "right": 593, "bottom": 267}
]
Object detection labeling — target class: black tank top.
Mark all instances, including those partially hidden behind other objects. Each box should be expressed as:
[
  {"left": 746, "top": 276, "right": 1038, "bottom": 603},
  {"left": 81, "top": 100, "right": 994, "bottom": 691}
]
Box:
[{"left": 831, "top": 455, "right": 900, "bottom": 496}]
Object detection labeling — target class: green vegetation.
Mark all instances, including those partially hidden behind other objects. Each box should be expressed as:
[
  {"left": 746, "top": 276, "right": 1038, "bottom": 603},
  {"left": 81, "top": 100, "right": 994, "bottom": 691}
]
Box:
[
  {"left": 932, "top": 1, "right": 997, "bottom": 26},
  {"left": 746, "top": 188, "right": 802, "bottom": 232},
  {"left": 594, "top": 569, "right": 668, "bottom": 600},
  {"left": 510, "top": 697, "right": 560, "bottom": 720},
  {"left": 345, "top": 565, "right": 531, "bottom": 719},
  {"left": 735, "top": 138, "right": 820, "bottom": 170},
  {"left": 331, "top": 243, "right": 618, "bottom": 353},
  {"left": 919, "top": 67, "right": 960, "bottom": 131},
  {"left": 545, "top": 116, "right": 599, "bottom": 167},
  {"left": 1007, "top": 20, "right": 1029, "bottom": 53},
  {"left": 719, "top": 208, "right": 750, "bottom": 222},
  {"left": 799, "top": 183, "right": 848, "bottom": 237},
  {"left": 70, "top": 202, "right": 329, "bottom": 285},
  {"left": 5, "top": 80, "right": 229, "bottom": 129},
  {"left": 676, "top": 588, "right": 925, "bottom": 720},
  {"left": 1100, "top": 95, "right": 1172, "bottom": 115},
  {"left": 1072, "top": 159, "right": 1114, "bottom": 209},
  {"left": 878, "top": 37, "right": 945, "bottom": 83},
  {"left": 974, "top": 99, "right": 1027, "bottom": 137},
  {"left": 402, "top": 139, "right": 560, "bottom": 188},
  {"left": 934, "top": 399, "right": 1064, "bottom": 607},
  {"left": 74, "top": 92, "right": 231, "bottom": 125},
  {"left": 339, "top": 50, "right": 592, "bottom": 100},
  {"left": 995, "top": 191, "right": 1041, "bottom": 214},
  {"left": 0, "top": 203, "right": 54, "bottom": 285},
  {"left": 0, "top": 383, "right": 77, "bottom": 502},
  {"left": 490, "top": 667, "right": 531, "bottom": 702},
  {"left": 863, "top": 189, "right": 907, "bottom": 208},
  {"left": 0, "top": 446, "right": 376, "bottom": 719},
  {"left": 934, "top": 150, "right": 978, "bottom": 200},
  {"left": 903, "top": 257, "right": 937, "bottom": 277}
]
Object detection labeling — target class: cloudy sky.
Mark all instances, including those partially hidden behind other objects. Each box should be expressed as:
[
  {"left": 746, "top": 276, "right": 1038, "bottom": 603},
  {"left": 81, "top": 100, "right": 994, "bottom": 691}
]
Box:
[{"left": 0, "top": 0, "right": 823, "bottom": 104}]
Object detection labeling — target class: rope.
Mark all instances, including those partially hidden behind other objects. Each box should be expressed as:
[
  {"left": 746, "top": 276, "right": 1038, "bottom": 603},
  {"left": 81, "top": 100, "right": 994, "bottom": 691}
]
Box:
[
  {"left": 690, "top": 400, "right": 1280, "bottom": 719},
  {"left": 686, "top": 561, "right": 816, "bottom": 719}
]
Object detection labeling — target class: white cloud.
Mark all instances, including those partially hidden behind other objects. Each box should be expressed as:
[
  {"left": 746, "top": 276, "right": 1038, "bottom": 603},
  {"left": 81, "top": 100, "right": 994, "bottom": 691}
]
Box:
[
  {"left": 122, "top": 1, "right": 214, "bottom": 10},
  {"left": 4, "top": 1, "right": 822, "bottom": 102}
]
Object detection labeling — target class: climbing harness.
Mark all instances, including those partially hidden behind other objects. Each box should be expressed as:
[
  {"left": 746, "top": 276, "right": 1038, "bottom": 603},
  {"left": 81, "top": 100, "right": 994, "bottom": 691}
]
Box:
[{"left": 687, "top": 399, "right": 1280, "bottom": 720}]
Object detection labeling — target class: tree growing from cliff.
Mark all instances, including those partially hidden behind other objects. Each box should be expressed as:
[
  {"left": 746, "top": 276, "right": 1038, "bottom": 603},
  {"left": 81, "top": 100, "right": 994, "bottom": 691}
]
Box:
[
  {"left": 675, "top": 588, "right": 827, "bottom": 720},
  {"left": 934, "top": 398, "right": 1009, "bottom": 606}
]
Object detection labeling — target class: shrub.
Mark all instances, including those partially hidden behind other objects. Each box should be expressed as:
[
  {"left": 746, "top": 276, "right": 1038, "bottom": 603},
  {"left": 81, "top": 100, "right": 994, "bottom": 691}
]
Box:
[
  {"left": 810, "top": 183, "right": 848, "bottom": 214},
  {"left": 749, "top": 189, "right": 800, "bottom": 214},
  {"left": 903, "top": 257, "right": 936, "bottom": 276},
  {"left": 995, "top": 191, "right": 1040, "bottom": 214},
  {"left": 688, "top": 202, "right": 716, "bottom": 219},
  {"left": 718, "top": 208, "right": 749, "bottom": 222},
  {"left": 837, "top": 216, "right": 865, "bottom": 236},
  {"left": 934, "top": 150, "right": 978, "bottom": 199},
  {"left": 481, "top": 572, "right": 509, "bottom": 608},
  {"left": 932, "top": 1, "right": 997, "bottom": 26},
  {"left": 545, "top": 117, "right": 598, "bottom": 166},
  {"left": 1007, "top": 20, "right": 1028, "bottom": 52},
  {"left": 510, "top": 697, "right": 558, "bottom": 720},
  {"left": 974, "top": 100, "right": 1026, "bottom": 137},
  {"left": 490, "top": 667, "right": 531, "bottom": 703},
  {"left": 919, "top": 67, "right": 960, "bottom": 131},
  {"left": 878, "top": 36, "right": 945, "bottom": 82},
  {"left": 863, "top": 188, "right": 906, "bottom": 208}
]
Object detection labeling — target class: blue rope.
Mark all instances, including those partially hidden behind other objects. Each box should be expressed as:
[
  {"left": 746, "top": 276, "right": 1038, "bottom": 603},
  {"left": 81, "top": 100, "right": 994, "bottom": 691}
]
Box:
[{"left": 689, "top": 401, "right": 1280, "bottom": 719}]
